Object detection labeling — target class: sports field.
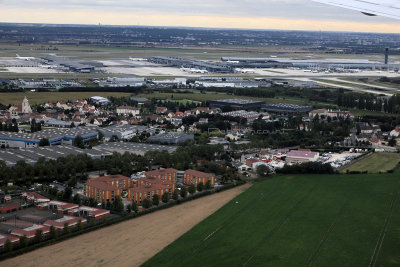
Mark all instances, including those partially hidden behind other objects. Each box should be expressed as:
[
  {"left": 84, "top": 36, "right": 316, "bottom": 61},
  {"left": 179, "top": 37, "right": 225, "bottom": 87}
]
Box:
[
  {"left": 144, "top": 170, "right": 400, "bottom": 267},
  {"left": 343, "top": 153, "right": 400, "bottom": 174}
]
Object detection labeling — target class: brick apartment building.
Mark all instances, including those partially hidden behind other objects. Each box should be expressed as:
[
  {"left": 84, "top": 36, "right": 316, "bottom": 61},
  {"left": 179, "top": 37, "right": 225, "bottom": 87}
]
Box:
[
  {"left": 128, "top": 176, "right": 175, "bottom": 204},
  {"left": 84, "top": 181, "right": 121, "bottom": 203},
  {"left": 184, "top": 169, "right": 215, "bottom": 187},
  {"left": 84, "top": 175, "right": 131, "bottom": 202},
  {"left": 92, "top": 175, "right": 132, "bottom": 190},
  {"left": 145, "top": 168, "right": 178, "bottom": 184}
]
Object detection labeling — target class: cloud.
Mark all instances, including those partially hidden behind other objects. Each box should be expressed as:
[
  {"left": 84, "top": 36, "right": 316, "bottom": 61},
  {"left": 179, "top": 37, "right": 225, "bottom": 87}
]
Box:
[{"left": 0, "top": 0, "right": 399, "bottom": 30}]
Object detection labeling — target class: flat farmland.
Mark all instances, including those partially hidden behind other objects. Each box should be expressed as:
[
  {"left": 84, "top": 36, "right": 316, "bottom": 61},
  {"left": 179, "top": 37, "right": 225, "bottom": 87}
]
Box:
[
  {"left": 343, "top": 153, "right": 400, "bottom": 174},
  {"left": 144, "top": 170, "right": 400, "bottom": 267}
]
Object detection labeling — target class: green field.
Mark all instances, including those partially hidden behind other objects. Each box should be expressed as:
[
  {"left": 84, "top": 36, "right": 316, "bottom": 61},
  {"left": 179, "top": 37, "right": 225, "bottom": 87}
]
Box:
[
  {"left": 0, "top": 92, "right": 131, "bottom": 105},
  {"left": 144, "top": 170, "right": 400, "bottom": 267},
  {"left": 137, "top": 92, "right": 326, "bottom": 106},
  {"left": 343, "top": 153, "right": 400, "bottom": 174}
]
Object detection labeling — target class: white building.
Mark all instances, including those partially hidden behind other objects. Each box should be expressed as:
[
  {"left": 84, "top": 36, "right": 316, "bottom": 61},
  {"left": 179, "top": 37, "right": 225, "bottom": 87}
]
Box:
[
  {"left": 116, "top": 106, "right": 140, "bottom": 116},
  {"left": 390, "top": 127, "right": 400, "bottom": 137}
]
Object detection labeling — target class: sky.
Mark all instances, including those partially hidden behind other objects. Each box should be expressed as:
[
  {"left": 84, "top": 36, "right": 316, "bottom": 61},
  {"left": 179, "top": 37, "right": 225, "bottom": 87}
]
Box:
[{"left": 1, "top": 0, "right": 400, "bottom": 33}]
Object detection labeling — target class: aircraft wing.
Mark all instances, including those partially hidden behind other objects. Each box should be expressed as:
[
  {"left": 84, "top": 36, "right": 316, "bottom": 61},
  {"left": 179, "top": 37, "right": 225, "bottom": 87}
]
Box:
[{"left": 312, "top": 0, "right": 400, "bottom": 20}]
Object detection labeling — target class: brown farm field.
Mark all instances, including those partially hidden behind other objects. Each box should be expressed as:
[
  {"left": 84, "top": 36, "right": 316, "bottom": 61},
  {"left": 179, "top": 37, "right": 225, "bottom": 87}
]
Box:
[
  {"left": 1, "top": 184, "right": 250, "bottom": 267},
  {"left": 0, "top": 92, "right": 131, "bottom": 105}
]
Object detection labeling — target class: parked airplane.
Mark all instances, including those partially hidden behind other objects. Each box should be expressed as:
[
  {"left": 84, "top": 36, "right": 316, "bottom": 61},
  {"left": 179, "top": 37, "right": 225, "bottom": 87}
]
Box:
[
  {"left": 180, "top": 68, "right": 209, "bottom": 74},
  {"left": 129, "top": 57, "right": 147, "bottom": 61},
  {"left": 16, "top": 54, "right": 35, "bottom": 61},
  {"left": 234, "top": 68, "right": 255, "bottom": 74},
  {"left": 312, "top": 0, "right": 400, "bottom": 20}
]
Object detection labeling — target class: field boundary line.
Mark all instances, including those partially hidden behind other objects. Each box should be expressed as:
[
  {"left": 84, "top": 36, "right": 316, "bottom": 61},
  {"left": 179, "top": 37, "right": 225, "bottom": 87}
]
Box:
[
  {"left": 305, "top": 177, "right": 365, "bottom": 266},
  {"left": 188, "top": 186, "right": 269, "bottom": 255},
  {"left": 175, "top": 182, "right": 277, "bottom": 266},
  {"left": 242, "top": 181, "right": 320, "bottom": 267},
  {"left": 305, "top": 196, "right": 352, "bottom": 266},
  {"left": 368, "top": 182, "right": 400, "bottom": 267}
]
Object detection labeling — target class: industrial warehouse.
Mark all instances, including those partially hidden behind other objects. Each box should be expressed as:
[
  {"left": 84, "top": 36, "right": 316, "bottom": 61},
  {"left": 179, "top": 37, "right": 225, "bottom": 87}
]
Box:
[
  {"left": 208, "top": 98, "right": 266, "bottom": 110},
  {"left": 147, "top": 132, "right": 194, "bottom": 145},
  {"left": 92, "top": 142, "right": 177, "bottom": 156},
  {"left": 0, "top": 146, "right": 110, "bottom": 166},
  {"left": 261, "top": 103, "right": 313, "bottom": 114},
  {"left": 0, "top": 127, "right": 99, "bottom": 148}
]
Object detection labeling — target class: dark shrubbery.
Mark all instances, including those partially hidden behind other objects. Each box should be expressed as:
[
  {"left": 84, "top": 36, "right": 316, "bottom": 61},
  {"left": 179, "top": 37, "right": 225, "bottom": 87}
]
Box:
[{"left": 277, "top": 162, "right": 335, "bottom": 174}]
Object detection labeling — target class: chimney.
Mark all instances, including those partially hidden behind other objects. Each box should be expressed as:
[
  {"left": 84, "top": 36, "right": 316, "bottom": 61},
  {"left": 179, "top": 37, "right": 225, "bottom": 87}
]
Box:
[{"left": 385, "top": 48, "right": 389, "bottom": 65}]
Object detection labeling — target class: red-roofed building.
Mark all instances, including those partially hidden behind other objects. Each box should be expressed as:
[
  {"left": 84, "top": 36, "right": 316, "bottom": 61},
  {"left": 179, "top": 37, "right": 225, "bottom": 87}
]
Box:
[
  {"left": 246, "top": 158, "right": 260, "bottom": 168},
  {"left": 11, "top": 224, "right": 50, "bottom": 240},
  {"left": 90, "top": 175, "right": 132, "bottom": 190},
  {"left": 0, "top": 205, "right": 20, "bottom": 214},
  {"left": 128, "top": 181, "right": 175, "bottom": 204},
  {"left": 0, "top": 194, "right": 11, "bottom": 204},
  {"left": 286, "top": 150, "right": 319, "bottom": 164},
  {"left": 22, "top": 192, "right": 50, "bottom": 204},
  {"left": 145, "top": 168, "right": 178, "bottom": 184},
  {"left": 84, "top": 175, "right": 130, "bottom": 202},
  {"left": 44, "top": 216, "right": 87, "bottom": 230},
  {"left": 184, "top": 169, "right": 215, "bottom": 187},
  {"left": 40, "top": 201, "right": 79, "bottom": 214},
  {"left": 156, "top": 107, "right": 168, "bottom": 114},
  {"left": 0, "top": 234, "right": 19, "bottom": 250},
  {"left": 84, "top": 181, "right": 121, "bottom": 203},
  {"left": 67, "top": 206, "right": 110, "bottom": 221}
]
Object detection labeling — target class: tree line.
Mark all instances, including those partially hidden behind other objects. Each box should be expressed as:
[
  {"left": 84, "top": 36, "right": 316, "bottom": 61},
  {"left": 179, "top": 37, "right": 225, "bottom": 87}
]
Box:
[
  {"left": 338, "top": 92, "right": 400, "bottom": 114},
  {"left": 0, "top": 144, "right": 234, "bottom": 187}
]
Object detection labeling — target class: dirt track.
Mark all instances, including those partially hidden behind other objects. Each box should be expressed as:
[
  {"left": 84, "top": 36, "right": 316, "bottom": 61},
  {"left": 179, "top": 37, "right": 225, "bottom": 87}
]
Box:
[{"left": 3, "top": 184, "right": 251, "bottom": 267}]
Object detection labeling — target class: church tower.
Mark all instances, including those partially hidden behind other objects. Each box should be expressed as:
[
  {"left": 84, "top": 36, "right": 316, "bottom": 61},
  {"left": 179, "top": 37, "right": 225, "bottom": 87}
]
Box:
[{"left": 22, "top": 96, "right": 32, "bottom": 114}]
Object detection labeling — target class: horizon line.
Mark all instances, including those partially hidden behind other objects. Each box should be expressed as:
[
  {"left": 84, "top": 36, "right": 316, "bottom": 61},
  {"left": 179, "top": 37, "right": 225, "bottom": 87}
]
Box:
[{"left": 0, "top": 21, "right": 398, "bottom": 35}]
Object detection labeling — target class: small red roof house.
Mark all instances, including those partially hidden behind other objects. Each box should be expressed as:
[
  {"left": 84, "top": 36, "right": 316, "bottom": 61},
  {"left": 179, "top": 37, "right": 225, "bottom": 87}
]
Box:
[
  {"left": 175, "top": 111, "right": 184, "bottom": 117},
  {"left": 11, "top": 224, "right": 50, "bottom": 240},
  {"left": 246, "top": 158, "right": 260, "bottom": 167},
  {"left": 129, "top": 118, "right": 139, "bottom": 125},
  {"left": 0, "top": 206, "right": 20, "bottom": 214},
  {"left": 0, "top": 234, "right": 20, "bottom": 249},
  {"left": 40, "top": 201, "right": 79, "bottom": 214},
  {"left": 156, "top": 107, "right": 168, "bottom": 114},
  {"left": 44, "top": 216, "right": 87, "bottom": 230},
  {"left": 22, "top": 192, "right": 50, "bottom": 204},
  {"left": 67, "top": 206, "right": 110, "bottom": 221}
]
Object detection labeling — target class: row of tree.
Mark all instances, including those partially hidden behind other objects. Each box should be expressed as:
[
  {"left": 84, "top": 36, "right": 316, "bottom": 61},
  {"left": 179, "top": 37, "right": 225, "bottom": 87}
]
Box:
[
  {"left": 0, "top": 122, "right": 18, "bottom": 132},
  {"left": 338, "top": 92, "right": 400, "bottom": 114},
  {"left": 0, "top": 144, "right": 234, "bottom": 187}
]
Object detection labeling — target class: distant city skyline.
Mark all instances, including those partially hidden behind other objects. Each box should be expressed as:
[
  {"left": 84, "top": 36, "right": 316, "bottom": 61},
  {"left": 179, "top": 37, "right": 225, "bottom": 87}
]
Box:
[{"left": 0, "top": 0, "right": 400, "bottom": 33}]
